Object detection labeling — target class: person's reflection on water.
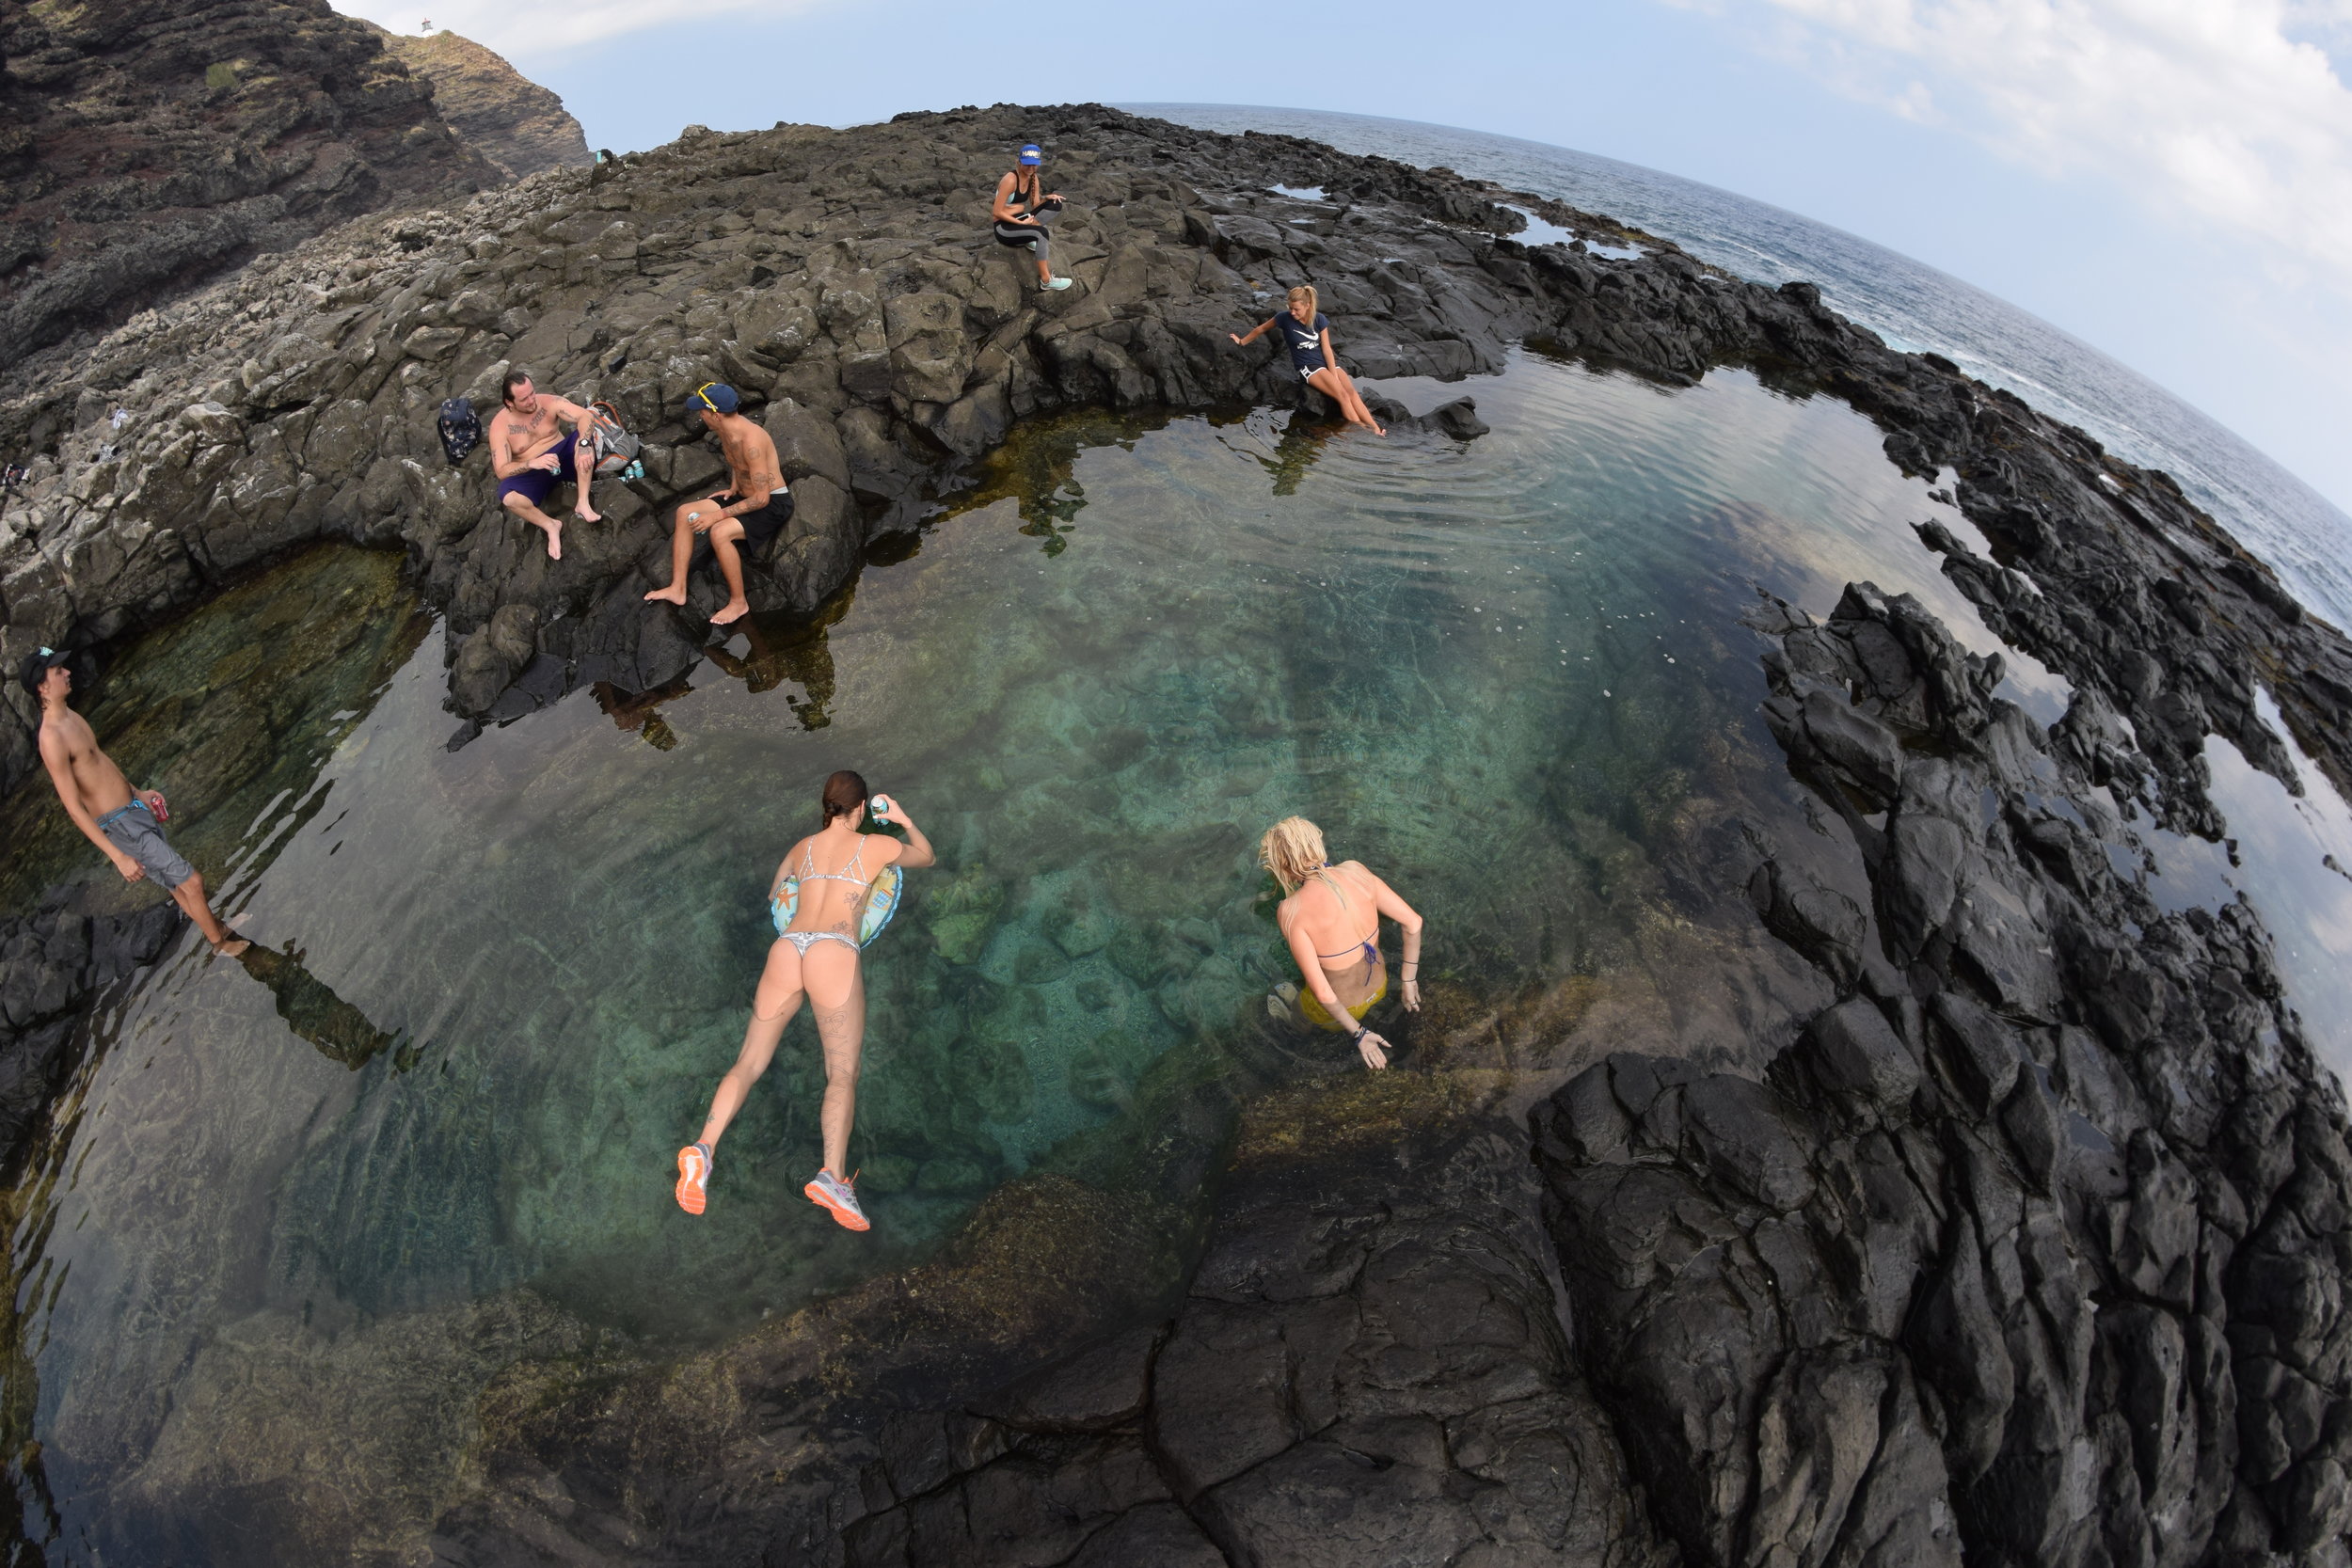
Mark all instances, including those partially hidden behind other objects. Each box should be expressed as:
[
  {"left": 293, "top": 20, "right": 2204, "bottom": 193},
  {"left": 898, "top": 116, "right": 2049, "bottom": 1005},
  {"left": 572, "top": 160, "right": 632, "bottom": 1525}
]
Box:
[
  {"left": 592, "top": 674, "right": 693, "bottom": 750},
  {"left": 1216, "top": 407, "right": 1335, "bottom": 499},
  {"left": 701, "top": 601, "right": 841, "bottom": 729},
  {"left": 234, "top": 941, "right": 414, "bottom": 1071},
  {"left": 591, "top": 599, "right": 845, "bottom": 748},
  {"left": 1261, "top": 410, "right": 1333, "bottom": 498}
]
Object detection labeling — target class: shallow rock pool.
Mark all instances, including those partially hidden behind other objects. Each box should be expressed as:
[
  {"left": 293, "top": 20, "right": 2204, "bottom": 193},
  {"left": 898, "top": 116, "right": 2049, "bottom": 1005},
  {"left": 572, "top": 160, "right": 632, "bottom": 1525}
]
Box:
[{"left": 5, "top": 351, "right": 2341, "bottom": 1562}]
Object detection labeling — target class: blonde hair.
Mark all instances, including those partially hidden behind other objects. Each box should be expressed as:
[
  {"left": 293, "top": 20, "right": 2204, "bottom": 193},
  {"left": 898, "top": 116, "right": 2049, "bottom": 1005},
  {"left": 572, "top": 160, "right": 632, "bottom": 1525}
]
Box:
[
  {"left": 1286, "top": 284, "right": 1318, "bottom": 318},
  {"left": 1260, "top": 816, "right": 1328, "bottom": 893}
]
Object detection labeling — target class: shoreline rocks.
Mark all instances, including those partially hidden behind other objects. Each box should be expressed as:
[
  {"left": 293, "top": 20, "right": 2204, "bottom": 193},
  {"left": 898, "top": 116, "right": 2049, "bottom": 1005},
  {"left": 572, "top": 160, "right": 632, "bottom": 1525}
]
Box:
[
  {"left": 0, "top": 102, "right": 2347, "bottom": 1566},
  {"left": 365, "top": 25, "right": 593, "bottom": 183},
  {"left": 0, "top": 0, "right": 502, "bottom": 366},
  {"left": 8, "top": 103, "right": 2351, "bottom": 831},
  {"left": 1538, "top": 583, "right": 2352, "bottom": 1566}
]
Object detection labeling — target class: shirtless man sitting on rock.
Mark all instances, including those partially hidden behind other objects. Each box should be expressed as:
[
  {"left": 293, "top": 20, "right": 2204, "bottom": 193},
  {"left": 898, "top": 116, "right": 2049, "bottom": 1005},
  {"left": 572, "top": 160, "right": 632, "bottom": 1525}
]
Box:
[
  {"left": 24, "top": 648, "right": 247, "bottom": 957},
  {"left": 488, "top": 368, "right": 602, "bottom": 561},
  {"left": 644, "top": 382, "right": 792, "bottom": 628}
]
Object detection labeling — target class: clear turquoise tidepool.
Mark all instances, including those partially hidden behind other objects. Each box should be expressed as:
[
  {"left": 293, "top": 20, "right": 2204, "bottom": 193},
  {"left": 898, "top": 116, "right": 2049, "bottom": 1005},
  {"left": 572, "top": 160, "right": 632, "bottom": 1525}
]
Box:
[{"left": 9, "top": 349, "right": 2342, "bottom": 1564}]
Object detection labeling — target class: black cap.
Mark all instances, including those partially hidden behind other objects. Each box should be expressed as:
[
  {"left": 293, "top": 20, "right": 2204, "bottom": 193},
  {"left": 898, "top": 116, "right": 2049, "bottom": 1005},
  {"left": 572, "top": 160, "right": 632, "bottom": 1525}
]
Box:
[
  {"left": 684, "top": 382, "right": 739, "bottom": 416},
  {"left": 18, "top": 646, "right": 70, "bottom": 697}
]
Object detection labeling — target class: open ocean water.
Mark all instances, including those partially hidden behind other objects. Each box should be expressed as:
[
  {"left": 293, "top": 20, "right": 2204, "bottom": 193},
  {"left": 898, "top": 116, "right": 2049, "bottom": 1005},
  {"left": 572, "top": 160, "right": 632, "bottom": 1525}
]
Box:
[{"left": 1136, "top": 104, "right": 2352, "bottom": 633}]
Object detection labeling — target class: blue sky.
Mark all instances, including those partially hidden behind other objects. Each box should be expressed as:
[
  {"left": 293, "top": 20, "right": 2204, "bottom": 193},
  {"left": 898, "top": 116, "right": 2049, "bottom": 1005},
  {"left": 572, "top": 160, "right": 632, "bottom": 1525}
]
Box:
[{"left": 342, "top": 0, "right": 2352, "bottom": 518}]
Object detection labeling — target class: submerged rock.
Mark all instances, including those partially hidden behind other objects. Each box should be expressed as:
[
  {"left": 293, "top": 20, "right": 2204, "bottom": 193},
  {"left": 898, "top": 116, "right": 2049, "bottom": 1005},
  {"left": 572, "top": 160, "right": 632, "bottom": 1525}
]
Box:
[
  {"left": 0, "top": 901, "right": 183, "bottom": 1177},
  {"left": 1, "top": 101, "right": 2350, "bottom": 1568}
]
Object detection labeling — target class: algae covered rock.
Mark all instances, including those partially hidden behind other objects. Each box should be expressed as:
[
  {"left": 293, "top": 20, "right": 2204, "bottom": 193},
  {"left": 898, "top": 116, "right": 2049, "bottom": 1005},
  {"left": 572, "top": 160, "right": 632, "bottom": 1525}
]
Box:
[{"left": 924, "top": 863, "right": 1004, "bottom": 965}]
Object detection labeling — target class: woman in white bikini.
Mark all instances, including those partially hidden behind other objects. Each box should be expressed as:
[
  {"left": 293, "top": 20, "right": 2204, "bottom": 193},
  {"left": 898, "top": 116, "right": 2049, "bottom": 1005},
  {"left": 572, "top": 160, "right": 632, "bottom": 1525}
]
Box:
[
  {"left": 1262, "top": 816, "right": 1424, "bottom": 1069},
  {"left": 675, "top": 769, "right": 934, "bottom": 1230}
]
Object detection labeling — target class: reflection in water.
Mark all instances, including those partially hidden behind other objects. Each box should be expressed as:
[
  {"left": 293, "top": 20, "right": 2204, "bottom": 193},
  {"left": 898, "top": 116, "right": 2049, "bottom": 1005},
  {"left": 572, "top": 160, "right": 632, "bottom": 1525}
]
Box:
[
  {"left": 591, "top": 593, "right": 849, "bottom": 749},
  {"left": 591, "top": 673, "right": 694, "bottom": 750},
  {"left": 1223, "top": 407, "right": 1337, "bottom": 497},
  {"left": 701, "top": 596, "right": 846, "bottom": 729},
  {"left": 235, "top": 942, "right": 414, "bottom": 1072},
  {"left": 0, "top": 547, "right": 434, "bottom": 916},
  {"left": 946, "top": 409, "right": 1176, "bottom": 554},
  {"left": 0, "top": 544, "right": 431, "bottom": 1565},
  {"left": 5, "top": 355, "right": 2276, "bottom": 1566}
]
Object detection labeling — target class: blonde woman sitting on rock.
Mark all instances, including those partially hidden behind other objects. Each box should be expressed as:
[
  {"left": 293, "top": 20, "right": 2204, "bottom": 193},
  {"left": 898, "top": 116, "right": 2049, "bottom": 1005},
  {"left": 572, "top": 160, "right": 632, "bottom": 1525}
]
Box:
[
  {"left": 1262, "top": 816, "right": 1423, "bottom": 1069},
  {"left": 1230, "top": 285, "right": 1387, "bottom": 435}
]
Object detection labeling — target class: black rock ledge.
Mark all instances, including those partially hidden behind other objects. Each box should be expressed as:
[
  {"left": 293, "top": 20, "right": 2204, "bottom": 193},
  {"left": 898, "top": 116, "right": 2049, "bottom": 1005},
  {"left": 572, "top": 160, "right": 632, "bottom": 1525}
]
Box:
[{"left": 0, "top": 104, "right": 2344, "bottom": 1567}]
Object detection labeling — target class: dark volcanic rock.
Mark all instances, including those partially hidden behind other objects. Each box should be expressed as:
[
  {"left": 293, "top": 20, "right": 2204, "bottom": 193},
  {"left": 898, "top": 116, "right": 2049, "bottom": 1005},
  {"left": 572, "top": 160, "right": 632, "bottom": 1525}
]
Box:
[
  {"left": 0, "top": 899, "right": 182, "bottom": 1174},
  {"left": 1537, "top": 586, "right": 2352, "bottom": 1568},
  {"left": 2, "top": 102, "right": 2350, "bottom": 1568},
  {"left": 8, "top": 100, "right": 2352, "bottom": 841},
  {"left": 366, "top": 25, "right": 592, "bottom": 182},
  {"left": 436, "top": 1090, "right": 1679, "bottom": 1568},
  {"left": 0, "top": 0, "right": 501, "bottom": 366}
]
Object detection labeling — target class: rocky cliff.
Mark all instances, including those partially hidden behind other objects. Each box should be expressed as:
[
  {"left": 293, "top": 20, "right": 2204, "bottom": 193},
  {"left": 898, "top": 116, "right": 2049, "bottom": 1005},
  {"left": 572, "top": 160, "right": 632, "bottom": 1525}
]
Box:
[
  {"left": 0, "top": 0, "right": 501, "bottom": 367},
  {"left": 367, "top": 24, "right": 591, "bottom": 182},
  {"left": 0, "top": 103, "right": 2348, "bottom": 1565}
]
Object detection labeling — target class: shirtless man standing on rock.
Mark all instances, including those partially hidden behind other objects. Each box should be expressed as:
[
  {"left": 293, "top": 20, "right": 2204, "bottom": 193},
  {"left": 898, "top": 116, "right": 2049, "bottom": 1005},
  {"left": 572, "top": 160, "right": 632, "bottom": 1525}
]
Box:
[
  {"left": 644, "top": 382, "right": 792, "bottom": 628},
  {"left": 24, "top": 648, "right": 247, "bottom": 957},
  {"left": 489, "top": 368, "right": 602, "bottom": 561}
]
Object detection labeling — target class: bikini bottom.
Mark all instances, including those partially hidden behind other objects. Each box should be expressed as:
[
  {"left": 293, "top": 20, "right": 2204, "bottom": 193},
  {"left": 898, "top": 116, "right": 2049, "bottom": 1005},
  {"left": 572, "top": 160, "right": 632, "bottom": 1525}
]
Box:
[{"left": 1300, "top": 956, "right": 1388, "bottom": 1031}]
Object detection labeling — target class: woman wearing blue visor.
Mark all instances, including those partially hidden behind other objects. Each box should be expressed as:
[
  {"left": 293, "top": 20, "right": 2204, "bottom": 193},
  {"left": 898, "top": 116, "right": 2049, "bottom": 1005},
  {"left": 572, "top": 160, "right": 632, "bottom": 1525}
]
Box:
[{"left": 992, "top": 143, "right": 1072, "bottom": 291}]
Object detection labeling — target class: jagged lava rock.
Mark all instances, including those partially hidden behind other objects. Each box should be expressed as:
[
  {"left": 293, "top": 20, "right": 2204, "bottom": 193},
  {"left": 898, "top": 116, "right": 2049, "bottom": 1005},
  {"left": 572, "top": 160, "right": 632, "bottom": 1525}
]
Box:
[
  {"left": 0, "top": 0, "right": 501, "bottom": 364},
  {"left": 366, "top": 24, "right": 592, "bottom": 182}
]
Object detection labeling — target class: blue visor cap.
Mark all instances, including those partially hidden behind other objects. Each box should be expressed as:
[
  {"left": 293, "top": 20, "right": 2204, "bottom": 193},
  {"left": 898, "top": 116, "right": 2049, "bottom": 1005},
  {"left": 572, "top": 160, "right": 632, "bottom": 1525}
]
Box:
[
  {"left": 18, "top": 645, "right": 70, "bottom": 697},
  {"left": 1018, "top": 145, "right": 1042, "bottom": 165},
  {"left": 684, "top": 381, "right": 739, "bottom": 416}
]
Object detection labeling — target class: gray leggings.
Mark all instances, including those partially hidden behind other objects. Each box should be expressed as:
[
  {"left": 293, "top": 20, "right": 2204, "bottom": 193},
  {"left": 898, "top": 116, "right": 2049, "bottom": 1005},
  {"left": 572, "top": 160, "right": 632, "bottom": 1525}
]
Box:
[{"left": 993, "top": 205, "right": 1057, "bottom": 260}]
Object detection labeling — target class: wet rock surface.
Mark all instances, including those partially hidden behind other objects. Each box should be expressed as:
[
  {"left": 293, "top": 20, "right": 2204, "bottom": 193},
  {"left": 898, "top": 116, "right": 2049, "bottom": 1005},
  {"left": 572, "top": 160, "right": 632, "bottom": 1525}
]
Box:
[
  {"left": 1538, "top": 585, "right": 2352, "bottom": 1567},
  {"left": 0, "top": 0, "right": 501, "bottom": 364},
  {"left": 0, "top": 900, "right": 181, "bottom": 1178},
  {"left": 0, "top": 103, "right": 2348, "bottom": 1566}
]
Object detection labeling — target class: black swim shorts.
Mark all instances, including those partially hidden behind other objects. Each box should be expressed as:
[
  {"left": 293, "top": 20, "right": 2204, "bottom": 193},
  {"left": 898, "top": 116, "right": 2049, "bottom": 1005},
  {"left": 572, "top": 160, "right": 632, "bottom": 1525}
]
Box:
[{"left": 693, "top": 488, "right": 794, "bottom": 562}]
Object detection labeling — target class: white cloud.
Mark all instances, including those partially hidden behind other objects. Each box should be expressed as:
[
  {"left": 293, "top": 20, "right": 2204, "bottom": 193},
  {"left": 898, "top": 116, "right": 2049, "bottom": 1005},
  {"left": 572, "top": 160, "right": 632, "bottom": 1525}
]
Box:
[
  {"left": 331, "top": 0, "right": 828, "bottom": 58},
  {"left": 1698, "top": 0, "right": 2352, "bottom": 282}
]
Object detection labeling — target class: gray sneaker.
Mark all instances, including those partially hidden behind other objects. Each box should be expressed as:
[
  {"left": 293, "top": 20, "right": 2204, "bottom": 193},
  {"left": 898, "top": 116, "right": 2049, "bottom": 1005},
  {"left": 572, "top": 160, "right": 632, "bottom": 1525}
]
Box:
[{"left": 804, "top": 1167, "right": 870, "bottom": 1230}]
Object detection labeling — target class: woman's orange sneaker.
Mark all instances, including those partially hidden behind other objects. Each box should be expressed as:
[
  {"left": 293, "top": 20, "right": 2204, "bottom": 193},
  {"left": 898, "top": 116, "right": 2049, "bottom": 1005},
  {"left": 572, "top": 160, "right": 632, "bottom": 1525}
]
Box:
[
  {"left": 675, "top": 1143, "right": 712, "bottom": 1214},
  {"left": 803, "top": 1168, "right": 869, "bottom": 1230}
]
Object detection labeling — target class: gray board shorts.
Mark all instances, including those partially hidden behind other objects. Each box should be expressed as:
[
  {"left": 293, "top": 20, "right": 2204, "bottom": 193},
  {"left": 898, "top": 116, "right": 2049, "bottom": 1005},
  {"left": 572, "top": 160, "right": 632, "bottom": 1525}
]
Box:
[{"left": 100, "top": 800, "right": 194, "bottom": 889}]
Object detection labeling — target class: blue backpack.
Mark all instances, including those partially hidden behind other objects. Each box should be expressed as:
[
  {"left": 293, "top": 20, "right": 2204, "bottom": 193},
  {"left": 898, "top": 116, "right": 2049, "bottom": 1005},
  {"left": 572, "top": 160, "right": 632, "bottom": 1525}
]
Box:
[{"left": 437, "top": 397, "right": 482, "bottom": 467}]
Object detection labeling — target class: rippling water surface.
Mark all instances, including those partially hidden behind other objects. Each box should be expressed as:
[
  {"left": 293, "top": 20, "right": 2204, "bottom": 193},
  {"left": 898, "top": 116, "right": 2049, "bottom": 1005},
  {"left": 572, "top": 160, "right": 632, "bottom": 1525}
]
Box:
[
  {"left": 1137, "top": 104, "right": 2352, "bottom": 631},
  {"left": 0, "top": 353, "right": 2043, "bottom": 1561},
  {"left": 6, "top": 177, "right": 2352, "bottom": 1559}
]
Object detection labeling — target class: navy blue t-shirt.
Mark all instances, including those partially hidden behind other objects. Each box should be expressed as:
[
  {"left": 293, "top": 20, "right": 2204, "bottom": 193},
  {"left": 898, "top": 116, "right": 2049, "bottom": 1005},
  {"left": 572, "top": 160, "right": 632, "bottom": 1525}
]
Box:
[{"left": 1276, "top": 311, "right": 1329, "bottom": 375}]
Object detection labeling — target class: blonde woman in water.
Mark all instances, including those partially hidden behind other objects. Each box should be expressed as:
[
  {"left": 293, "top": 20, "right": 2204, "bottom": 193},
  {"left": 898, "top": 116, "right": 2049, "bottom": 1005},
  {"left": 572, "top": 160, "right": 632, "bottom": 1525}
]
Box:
[
  {"left": 1230, "top": 285, "right": 1388, "bottom": 435},
  {"left": 1262, "top": 816, "right": 1424, "bottom": 1069}
]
